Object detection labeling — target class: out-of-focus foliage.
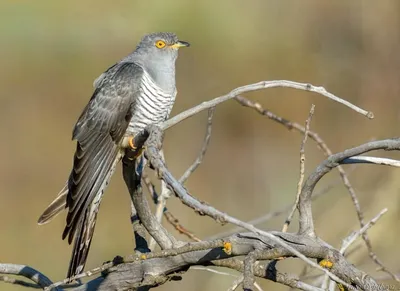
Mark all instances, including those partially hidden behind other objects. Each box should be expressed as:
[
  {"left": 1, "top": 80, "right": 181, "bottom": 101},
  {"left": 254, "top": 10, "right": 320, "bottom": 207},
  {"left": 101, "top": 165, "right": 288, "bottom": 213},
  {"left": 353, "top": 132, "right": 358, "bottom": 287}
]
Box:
[{"left": 0, "top": 1, "right": 399, "bottom": 290}]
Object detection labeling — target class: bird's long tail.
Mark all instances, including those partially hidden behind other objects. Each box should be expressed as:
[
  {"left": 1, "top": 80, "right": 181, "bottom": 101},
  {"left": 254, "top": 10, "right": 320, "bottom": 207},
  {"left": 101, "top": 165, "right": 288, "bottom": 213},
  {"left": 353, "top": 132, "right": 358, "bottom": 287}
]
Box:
[
  {"left": 66, "top": 149, "right": 123, "bottom": 279},
  {"left": 38, "top": 184, "right": 68, "bottom": 225}
]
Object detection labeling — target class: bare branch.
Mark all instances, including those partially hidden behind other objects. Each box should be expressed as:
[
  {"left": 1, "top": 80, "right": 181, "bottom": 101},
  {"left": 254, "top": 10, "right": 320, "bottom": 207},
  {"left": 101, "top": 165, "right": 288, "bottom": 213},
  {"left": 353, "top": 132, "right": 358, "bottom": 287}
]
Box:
[
  {"left": 150, "top": 150, "right": 170, "bottom": 250},
  {"left": 163, "top": 211, "right": 202, "bottom": 242},
  {"left": 143, "top": 173, "right": 201, "bottom": 242},
  {"left": 340, "top": 208, "right": 388, "bottom": 254},
  {"left": 144, "top": 125, "right": 361, "bottom": 290},
  {"left": 68, "top": 232, "right": 384, "bottom": 291},
  {"left": 129, "top": 200, "right": 150, "bottom": 253},
  {"left": 124, "top": 155, "right": 151, "bottom": 253},
  {"left": 214, "top": 259, "right": 325, "bottom": 291},
  {"left": 179, "top": 107, "right": 215, "bottom": 184},
  {"left": 0, "top": 264, "right": 55, "bottom": 290},
  {"left": 190, "top": 266, "right": 237, "bottom": 277},
  {"left": 163, "top": 80, "right": 373, "bottom": 130},
  {"left": 243, "top": 249, "right": 263, "bottom": 290},
  {"left": 150, "top": 107, "right": 214, "bottom": 248},
  {"left": 0, "top": 275, "right": 41, "bottom": 289},
  {"left": 324, "top": 208, "right": 388, "bottom": 290},
  {"left": 207, "top": 171, "right": 349, "bottom": 240},
  {"left": 283, "top": 104, "right": 315, "bottom": 232},
  {"left": 236, "top": 95, "right": 397, "bottom": 282},
  {"left": 5, "top": 81, "right": 395, "bottom": 291},
  {"left": 298, "top": 138, "right": 400, "bottom": 237},
  {"left": 226, "top": 274, "right": 243, "bottom": 291},
  {"left": 122, "top": 154, "right": 177, "bottom": 250},
  {"left": 342, "top": 156, "right": 400, "bottom": 167},
  {"left": 235, "top": 96, "right": 388, "bottom": 273}
]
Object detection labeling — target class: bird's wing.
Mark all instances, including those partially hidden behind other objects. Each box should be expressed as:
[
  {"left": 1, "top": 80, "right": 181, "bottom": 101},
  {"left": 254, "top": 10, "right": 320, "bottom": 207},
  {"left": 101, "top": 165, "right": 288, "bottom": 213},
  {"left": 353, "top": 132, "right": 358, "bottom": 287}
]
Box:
[
  {"left": 62, "top": 62, "right": 145, "bottom": 278},
  {"left": 92, "top": 63, "right": 118, "bottom": 89}
]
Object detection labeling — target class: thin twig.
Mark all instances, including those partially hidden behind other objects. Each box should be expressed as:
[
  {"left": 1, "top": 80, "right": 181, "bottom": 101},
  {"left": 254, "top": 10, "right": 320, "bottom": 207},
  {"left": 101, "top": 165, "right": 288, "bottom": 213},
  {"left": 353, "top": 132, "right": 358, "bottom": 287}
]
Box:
[
  {"left": 150, "top": 149, "right": 170, "bottom": 250},
  {"left": 0, "top": 275, "right": 41, "bottom": 289},
  {"left": 0, "top": 264, "right": 56, "bottom": 290},
  {"left": 298, "top": 138, "right": 400, "bottom": 236},
  {"left": 207, "top": 171, "right": 352, "bottom": 240},
  {"left": 235, "top": 95, "right": 398, "bottom": 281},
  {"left": 325, "top": 208, "right": 388, "bottom": 291},
  {"left": 291, "top": 265, "right": 311, "bottom": 291},
  {"left": 214, "top": 259, "right": 325, "bottom": 291},
  {"left": 190, "top": 267, "right": 263, "bottom": 291},
  {"left": 340, "top": 208, "right": 388, "bottom": 254},
  {"left": 282, "top": 104, "right": 315, "bottom": 232},
  {"left": 150, "top": 108, "right": 215, "bottom": 245},
  {"left": 145, "top": 125, "right": 356, "bottom": 291},
  {"left": 227, "top": 274, "right": 243, "bottom": 291},
  {"left": 142, "top": 173, "right": 201, "bottom": 242},
  {"left": 163, "top": 80, "right": 373, "bottom": 130},
  {"left": 179, "top": 107, "right": 215, "bottom": 184},
  {"left": 342, "top": 156, "right": 400, "bottom": 167},
  {"left": 163, "top": 211, "right": 202, "bottom": 242},
  {"left": 190, "top": 266, "right": 237, "bottom": 277}
]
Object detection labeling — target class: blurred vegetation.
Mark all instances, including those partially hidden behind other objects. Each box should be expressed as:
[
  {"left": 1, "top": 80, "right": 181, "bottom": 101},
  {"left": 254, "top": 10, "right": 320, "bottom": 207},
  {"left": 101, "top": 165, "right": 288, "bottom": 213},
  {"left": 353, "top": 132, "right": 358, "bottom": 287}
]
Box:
[{"left": 1, "top": 1, "right": 399, "bottom": 290}]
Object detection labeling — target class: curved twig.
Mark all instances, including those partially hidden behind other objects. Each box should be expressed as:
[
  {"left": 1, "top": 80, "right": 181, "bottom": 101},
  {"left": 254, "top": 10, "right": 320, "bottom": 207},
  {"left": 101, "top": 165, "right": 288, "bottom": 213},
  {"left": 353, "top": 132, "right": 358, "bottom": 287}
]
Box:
[
  {"left": 0, "top": 264, "right": 56, "bottom": 290},
  {"left": 144, "top": 125, "right": 365, "bottom": 291},
  {"left": 298, "top": 138, "right": 400, "bottom": 237},
  {"left": 163, "top": 80, "right": 373, "bottom": 130}
]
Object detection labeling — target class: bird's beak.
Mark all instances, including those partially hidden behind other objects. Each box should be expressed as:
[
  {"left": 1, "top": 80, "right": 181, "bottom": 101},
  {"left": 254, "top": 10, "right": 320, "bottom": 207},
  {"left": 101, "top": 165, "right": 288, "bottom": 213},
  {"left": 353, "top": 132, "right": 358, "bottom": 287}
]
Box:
[{"left": 170, "top": 41, "right": 190, "bottom": 49}]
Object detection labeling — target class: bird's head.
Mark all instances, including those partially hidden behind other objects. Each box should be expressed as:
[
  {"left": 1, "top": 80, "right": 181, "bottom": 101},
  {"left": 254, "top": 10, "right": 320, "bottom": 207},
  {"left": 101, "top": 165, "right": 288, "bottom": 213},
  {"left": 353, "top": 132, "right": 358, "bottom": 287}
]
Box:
[
  {"left": 135, "top": 32, "right": 190, "bottom": 64},
  {"left": 132, "top": 32, "right": 189, "bottom": 91}
]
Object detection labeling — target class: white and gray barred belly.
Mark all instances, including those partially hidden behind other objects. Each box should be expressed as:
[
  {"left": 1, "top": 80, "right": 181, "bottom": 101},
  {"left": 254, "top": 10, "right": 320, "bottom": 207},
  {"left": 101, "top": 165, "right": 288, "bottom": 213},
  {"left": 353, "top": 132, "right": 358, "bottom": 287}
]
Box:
[{"left": 126, "top": 72, "right": 176, "bottom": 136}]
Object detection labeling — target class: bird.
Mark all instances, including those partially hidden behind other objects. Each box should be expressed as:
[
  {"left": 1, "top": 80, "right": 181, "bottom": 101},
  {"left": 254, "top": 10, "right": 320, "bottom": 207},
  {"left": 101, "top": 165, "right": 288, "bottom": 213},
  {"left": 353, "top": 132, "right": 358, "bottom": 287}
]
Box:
[{"left": 37, "top": 32, "right": 189, "bottom": 279}]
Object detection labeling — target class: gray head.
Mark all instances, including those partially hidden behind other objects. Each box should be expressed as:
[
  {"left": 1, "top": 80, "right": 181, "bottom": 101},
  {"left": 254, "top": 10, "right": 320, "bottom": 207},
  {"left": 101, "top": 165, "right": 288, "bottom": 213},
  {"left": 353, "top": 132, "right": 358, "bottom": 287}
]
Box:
[{"left": 130, "top": 32, "right": 190, "bottom": 91}]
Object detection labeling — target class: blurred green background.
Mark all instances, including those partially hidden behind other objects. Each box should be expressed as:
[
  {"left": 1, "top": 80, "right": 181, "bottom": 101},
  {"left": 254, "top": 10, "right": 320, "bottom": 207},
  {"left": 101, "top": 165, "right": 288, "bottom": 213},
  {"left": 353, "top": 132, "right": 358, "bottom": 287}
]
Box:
[{"left": 1, "top": 1, "right": 399, "bottom": 290}]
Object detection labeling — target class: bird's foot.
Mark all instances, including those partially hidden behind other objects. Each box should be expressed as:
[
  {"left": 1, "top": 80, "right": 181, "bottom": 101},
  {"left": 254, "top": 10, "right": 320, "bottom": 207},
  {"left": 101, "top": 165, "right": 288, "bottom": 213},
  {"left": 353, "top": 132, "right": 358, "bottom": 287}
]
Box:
[
  {"left": 125, "top": 136, "right": 144, "bottom": 161},
  {"left": 128, "top": 136, "right": 137, "bottom": 150}
]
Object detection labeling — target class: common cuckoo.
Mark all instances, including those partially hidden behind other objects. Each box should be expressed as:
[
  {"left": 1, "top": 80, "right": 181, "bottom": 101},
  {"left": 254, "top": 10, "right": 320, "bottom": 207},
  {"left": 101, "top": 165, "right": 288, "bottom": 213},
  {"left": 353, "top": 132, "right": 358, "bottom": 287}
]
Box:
[{"left": 37, "top": 32, "right": 189, "bottom": 278}]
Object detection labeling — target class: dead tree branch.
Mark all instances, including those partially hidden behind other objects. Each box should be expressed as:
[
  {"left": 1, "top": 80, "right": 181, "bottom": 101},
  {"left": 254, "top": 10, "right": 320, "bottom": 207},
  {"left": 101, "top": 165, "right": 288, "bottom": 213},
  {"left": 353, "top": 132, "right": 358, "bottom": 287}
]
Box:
[
  {"left": 56, "top": 231, "right": 381, "bottom": 291},
  {"left": 0, "top": 264, "right": 56, "bottom": 290},
  {"left": 163, "top": 80, "right": 373, "bottom": 130},
  {"left": 143, "top": 173, "right": 201, "bottom": 242},
  {"left": 298, "top": 138, "right": 400, "bottom": 237},
  {"left": 3, "top": 81, "right": 397, "bottom": 291},
  {"left": 150, "top": 107, "right": 214, "bottom": 248},
  {"left": 283, "top": 104, "right": 315, "bottom": 232},
  {"left": 235, "top": 95, "right": 398, "bottom": 281}
]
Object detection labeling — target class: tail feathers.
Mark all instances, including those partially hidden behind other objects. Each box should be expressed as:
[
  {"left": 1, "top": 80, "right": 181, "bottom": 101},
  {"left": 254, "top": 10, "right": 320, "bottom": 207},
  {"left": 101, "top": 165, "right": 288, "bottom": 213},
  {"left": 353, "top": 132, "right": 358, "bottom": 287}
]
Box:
[
  {"left": 66, "top": 150, "right": 123, "bottom": 278},
  {"left": 67, "top": 207, "right": 98, "bottom": 278},
  {"left": 38, "top": 184, "right": 68, "bottom": 225}
]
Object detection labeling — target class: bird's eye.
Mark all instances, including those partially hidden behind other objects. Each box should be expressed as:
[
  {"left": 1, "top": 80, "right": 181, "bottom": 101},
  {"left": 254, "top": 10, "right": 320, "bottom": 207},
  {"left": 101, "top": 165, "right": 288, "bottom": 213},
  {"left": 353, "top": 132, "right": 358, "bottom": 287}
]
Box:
[{"left": 155, "top": 40, "right": 166, "bottom": 49}]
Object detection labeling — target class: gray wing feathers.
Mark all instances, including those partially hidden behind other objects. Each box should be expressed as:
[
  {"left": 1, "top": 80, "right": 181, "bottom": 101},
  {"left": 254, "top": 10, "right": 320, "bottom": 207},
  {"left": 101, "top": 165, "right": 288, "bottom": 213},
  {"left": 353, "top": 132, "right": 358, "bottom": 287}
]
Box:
[
  {"left": 67, "top": 149, "right": 123, "bottom": 277},
  {"left": 45, "top": 62, "right": 144, "bottom": 278}
]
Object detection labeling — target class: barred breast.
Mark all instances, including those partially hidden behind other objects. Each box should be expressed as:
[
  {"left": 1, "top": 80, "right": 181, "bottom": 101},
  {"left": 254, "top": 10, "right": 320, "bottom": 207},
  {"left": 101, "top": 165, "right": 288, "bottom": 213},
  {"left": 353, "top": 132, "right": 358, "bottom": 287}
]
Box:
[{"left": 126, "top": 71, "right": 176, "bottom": 135}]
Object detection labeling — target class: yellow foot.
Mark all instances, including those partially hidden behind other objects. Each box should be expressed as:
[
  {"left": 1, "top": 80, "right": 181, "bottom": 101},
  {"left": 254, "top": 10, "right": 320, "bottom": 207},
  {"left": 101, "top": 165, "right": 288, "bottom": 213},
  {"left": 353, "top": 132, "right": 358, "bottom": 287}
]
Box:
[
  {"left": 128, "top": 136, "right": 137, "bottom": 150},
  {"left": 125, "top": 136, "right": 144, "bottom": 161},
  {"left": 319, "top": 259, "right": 334, "bottom": 269},
  {"left": 223, "top": 241, "right": 232, "bottom": 255}
]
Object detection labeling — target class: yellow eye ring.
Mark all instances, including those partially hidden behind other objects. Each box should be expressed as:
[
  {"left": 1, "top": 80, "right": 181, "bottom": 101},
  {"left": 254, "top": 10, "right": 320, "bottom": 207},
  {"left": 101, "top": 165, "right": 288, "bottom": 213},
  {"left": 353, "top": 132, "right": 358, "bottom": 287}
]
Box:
[{"left": 155, "top": 40, "right": 166, "bottom": 48}]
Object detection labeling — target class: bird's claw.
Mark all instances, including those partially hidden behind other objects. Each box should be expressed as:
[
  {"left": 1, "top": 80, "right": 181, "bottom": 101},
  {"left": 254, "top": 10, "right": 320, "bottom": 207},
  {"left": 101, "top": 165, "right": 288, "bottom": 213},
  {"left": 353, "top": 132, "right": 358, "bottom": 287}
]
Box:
[{"left": 128, "top": 136, "right": 137, "bottom": 150}]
